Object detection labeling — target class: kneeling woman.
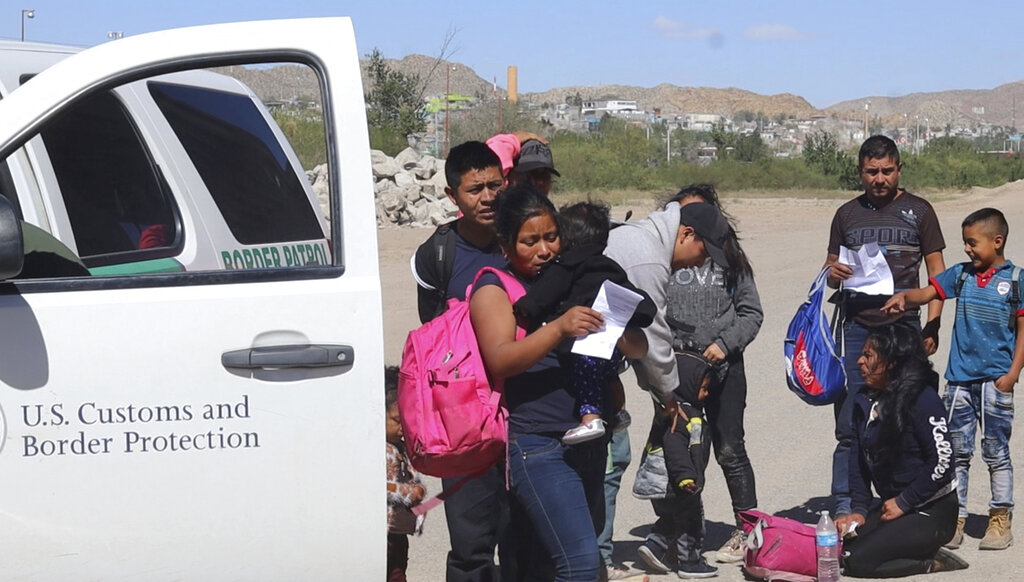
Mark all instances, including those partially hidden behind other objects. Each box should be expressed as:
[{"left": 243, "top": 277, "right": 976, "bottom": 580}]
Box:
[
  {"left": 470, "top": 185, "right": 646, "bottom": 581},
  {"left": 837, "top": 324, "right": 967, "bottom": 578}
]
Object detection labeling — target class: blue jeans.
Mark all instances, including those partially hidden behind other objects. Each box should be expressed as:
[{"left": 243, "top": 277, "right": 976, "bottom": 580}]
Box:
[
  {"left": 598, "top": 427, "right": 631, "bottom": 566},
  {"left": 945, "top": 381, "right": 1015, "bottom": 516},
  {"left": 831, "top": 320, "right": 869, "bottom": 516},
  {"left": 508, "top": 433, "right": 607, "bottom": 582}
]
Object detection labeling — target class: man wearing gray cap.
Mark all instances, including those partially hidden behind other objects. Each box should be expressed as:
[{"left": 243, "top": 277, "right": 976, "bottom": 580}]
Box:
[{"left": 510, "top": 139, "right": 560, "bottom": 196}]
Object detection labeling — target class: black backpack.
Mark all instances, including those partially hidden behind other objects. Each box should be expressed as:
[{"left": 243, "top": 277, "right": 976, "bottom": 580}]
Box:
[{"left": 413, "top": 222, "right": 458, "bottom": 323}]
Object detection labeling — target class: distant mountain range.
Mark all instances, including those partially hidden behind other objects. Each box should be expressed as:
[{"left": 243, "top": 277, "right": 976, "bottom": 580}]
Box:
[{"left": 223, "top": 56, "right": 1024, "bottom": 131}]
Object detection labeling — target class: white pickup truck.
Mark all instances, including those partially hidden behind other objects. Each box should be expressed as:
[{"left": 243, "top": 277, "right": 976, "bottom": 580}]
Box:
[{"left": 0, "top": 18, "right": 385, "bottom": 580}]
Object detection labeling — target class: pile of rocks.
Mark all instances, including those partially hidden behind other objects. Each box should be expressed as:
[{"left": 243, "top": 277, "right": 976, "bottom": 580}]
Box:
[
  {"left": 306, "top": 147, "right": 457, "bottom": 228},
  {"left": 373, "top": 148, "right": 456, "bottom": 227}
]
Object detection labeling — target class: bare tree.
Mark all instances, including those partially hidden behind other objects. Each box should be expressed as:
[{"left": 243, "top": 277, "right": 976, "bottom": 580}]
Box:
[{"left": 416, "top": 25, "right": 461, "bottom": 103}]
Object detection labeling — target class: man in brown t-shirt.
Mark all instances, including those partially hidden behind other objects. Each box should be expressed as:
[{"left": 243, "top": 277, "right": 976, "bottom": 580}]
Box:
[{"left": 823, "top": 135, "right": 946, "bottom": 517}]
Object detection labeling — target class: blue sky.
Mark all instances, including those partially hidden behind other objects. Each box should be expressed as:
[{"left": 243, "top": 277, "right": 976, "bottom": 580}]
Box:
[{"left": 7, "top": 0, "right": 1022, "bottom": 109}]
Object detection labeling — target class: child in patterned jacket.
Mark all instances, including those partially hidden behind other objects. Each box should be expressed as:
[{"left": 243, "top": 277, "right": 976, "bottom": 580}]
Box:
[{"left": 385, "top": 366, "right": 426, "bottom": 582}]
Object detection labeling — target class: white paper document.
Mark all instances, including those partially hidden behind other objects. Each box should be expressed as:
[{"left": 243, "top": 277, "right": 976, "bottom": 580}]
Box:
[
  {"left": 838, "top": 242, "right": 894, "bottom": 295},
  {"left": 571, "top": 280, "right": 645, "bottom": 360}
]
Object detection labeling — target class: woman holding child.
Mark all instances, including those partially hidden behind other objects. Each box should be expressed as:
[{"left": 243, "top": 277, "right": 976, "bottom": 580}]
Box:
[
  {"left": 836, "top": 323, "right": 968, "bottom": 577},
  {"left": 469, "top": 184, "right": 647, "bottom": 580}
]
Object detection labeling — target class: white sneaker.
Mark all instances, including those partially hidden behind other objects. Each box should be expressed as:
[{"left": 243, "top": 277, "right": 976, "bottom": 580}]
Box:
[{"left": 563, "top": 418, "right": 607, "bottom": 445}]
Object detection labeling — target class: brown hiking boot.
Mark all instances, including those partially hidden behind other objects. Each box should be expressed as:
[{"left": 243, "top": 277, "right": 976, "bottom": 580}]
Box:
[
  {"left": 979, "top": 508, "right": 1013, "bottom": 550},
  {"left": 930, "top": 547, "right": 969, "bottom": 572},
  {"left": 944, "top": 516, "right": 966, "bottom": 549}
]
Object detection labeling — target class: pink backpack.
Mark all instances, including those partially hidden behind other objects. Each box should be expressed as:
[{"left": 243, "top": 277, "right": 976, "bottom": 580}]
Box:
[
  {"left": 739, "top": 510, "right": 840, "bottom": 582},
  {"left": 398, "top": 266, "right": 526, "bottom": 480}
]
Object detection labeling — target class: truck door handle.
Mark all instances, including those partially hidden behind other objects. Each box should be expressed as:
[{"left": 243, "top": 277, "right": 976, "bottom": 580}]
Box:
[{"left": 222, "top": 344, "right": 354, "bottom": 370}]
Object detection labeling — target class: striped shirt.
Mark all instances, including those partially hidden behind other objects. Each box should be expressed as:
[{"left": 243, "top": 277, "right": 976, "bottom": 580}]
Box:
[{"left": 932, "top": 261, "right": 1024, "bottom": 383}]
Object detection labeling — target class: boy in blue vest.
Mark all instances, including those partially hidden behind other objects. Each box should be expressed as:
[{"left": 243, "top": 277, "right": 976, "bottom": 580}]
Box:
[{"left": 883, "top": 207, "right": 1024, "bottom": 551}]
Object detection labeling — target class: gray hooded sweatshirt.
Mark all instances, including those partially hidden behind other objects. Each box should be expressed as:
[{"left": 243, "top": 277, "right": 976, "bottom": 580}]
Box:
[{"left": 604, "top": 203, "right": 681, "bottom": 404}]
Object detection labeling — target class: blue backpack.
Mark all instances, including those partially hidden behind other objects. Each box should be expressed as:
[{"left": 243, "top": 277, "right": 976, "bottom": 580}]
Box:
[{"left": 784, "top": 268, "right": 846, "bottom": 405}]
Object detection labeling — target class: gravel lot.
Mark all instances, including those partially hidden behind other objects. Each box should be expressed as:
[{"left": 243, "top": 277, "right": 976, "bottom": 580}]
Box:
[{"left": 378, "top": 183, "right": 1024, "bottom": 581}]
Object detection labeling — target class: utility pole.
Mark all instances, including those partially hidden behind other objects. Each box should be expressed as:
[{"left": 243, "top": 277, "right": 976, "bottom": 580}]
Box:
[
  {"left": 666, "top": 126, "right": 670, "bottom": 165},
  {"left": 493, "top": 76, "right": 503, "bottom": 134},
  {"left": 20, "top": 8, "right": 34, "bottom": 42},
  {"left": 915, "top": 115, "right": 921, "bottom": 155},
  {"left": 864, "top": 101, "right": 870, "bottom": 137},
  {"left": 443, "top": 64, "right": 455, "bottom": 158}
]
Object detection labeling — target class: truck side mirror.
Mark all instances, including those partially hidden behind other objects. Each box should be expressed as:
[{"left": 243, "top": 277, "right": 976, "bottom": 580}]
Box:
[{"left": 0, "top": 194, "right": 24, "bottom": 280}]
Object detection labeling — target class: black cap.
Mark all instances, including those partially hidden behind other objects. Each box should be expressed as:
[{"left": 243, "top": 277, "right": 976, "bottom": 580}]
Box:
[
  {"left": 514, "top": 140, "right": 560, "bottom": 177},
  {"left": 679, "top": 202, "right": 730, "bottom": 268}
]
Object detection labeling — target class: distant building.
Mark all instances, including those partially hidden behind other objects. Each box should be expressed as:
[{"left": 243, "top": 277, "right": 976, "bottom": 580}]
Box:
[
  {"left": 680, "top": 113, "right": 731, "bottom": 132},
  {"left": 424, "top": 94, "right": 474, "bottom": 114},
  {"left": 581, "top": 99, "right": 640, "bottom": 116}
]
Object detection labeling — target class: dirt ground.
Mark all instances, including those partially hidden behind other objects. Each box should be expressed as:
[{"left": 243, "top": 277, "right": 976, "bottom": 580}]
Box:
[{"left": 377, "top": 181, "right": 1024, "bottom": 581}]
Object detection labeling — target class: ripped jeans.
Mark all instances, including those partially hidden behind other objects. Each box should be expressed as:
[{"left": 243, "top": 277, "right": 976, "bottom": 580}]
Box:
[{"left": 944, "top": 381, "right": 1015, "bottom": 517}]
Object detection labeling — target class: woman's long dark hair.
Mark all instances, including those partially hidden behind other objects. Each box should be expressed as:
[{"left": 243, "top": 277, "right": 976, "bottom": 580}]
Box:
[
  {"left": 864, "top": 324, "right": 936, "bottom": 460},
  {"left": 666, "top": 184, "right": 753, "bottom": 290}
]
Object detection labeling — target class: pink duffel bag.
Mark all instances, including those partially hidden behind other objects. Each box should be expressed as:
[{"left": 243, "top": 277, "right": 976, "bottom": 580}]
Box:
[{"left": 739, "top": 510, "right": 841, "bottom": 582}]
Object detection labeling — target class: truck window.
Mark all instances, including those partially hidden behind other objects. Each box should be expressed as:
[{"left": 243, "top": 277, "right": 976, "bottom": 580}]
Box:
[
  {"left": 1, "top": 60, "right": 334, "bottom": 282},
  {"left": 39, "top": 91, "right": 181, "bottom": 266},
  {"left": 148, "top": 81, "right": 324, "bottom": 246}
]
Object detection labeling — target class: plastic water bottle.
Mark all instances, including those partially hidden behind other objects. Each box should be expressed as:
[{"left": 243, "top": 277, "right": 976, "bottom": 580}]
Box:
[{"left": 816, "top": 510, "right": 841, "bottom": 582}]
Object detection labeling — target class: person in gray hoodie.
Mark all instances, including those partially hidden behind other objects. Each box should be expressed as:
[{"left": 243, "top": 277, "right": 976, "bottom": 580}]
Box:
[
  {"left": 604, "top": 200, "right": 732, "bottom": 577},
  {"left": 666, "top": 184, "right": 763, "bottom": 564},
  {"left": 605, "top": 201, "right": 731, "bottom": 405}
]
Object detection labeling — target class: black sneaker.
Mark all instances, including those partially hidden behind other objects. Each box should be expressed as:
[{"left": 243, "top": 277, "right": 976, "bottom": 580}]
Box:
[
  {"left": 931, "top": 547, "right": 969, "bottom": 573},
  {"left": 676, "top": 556, "right": 718, "bottom": 579},
  {"left": 637, "top": 544, "right": 673, "bottom": 574}
]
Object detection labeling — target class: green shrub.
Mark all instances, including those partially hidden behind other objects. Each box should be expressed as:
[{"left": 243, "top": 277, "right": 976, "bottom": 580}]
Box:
[
  {"left": 369, "top": 126, "right": 410, "bottom": 157},
  {"left": 273, "top": 109, "right": 327, "bottom": 170}
]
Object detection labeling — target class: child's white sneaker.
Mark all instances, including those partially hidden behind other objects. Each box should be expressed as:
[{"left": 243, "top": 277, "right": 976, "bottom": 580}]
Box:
[{"left": 563, "top": 418, "right": 606, "bottom": 445}]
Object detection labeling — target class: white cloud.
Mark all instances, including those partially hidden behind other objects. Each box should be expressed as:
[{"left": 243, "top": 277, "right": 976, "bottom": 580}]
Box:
[
  {"left": 650, "top": 16, "right": 722, "bottom": 41},
  {"left": 744, "top": 24, "right": 815, "bottom": 41},
  {"left": 650, "top": 16, "right": 685, "bottom": 39}
]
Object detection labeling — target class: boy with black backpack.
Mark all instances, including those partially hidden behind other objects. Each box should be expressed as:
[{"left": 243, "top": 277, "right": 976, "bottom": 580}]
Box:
[
  {"left": 883, "top": 207, "right": 1023, "bottom": 552},
  {"left": 412, "top": 141, "right": 507, "bottom": 324},
  {"left": 409, "top": 141, "right": 510, "bottom": 582}
]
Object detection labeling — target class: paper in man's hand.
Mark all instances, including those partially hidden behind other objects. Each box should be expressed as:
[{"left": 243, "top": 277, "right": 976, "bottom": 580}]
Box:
[{"left": 838, "top": 242, "right": 894, "bottom": 295}]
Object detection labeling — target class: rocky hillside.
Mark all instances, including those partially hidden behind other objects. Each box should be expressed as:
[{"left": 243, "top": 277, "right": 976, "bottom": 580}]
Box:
[
  {"left": 215, "top": 65, "right": 321, "bottom": 103},
  {"left": 377, "top": 54, "right": 502, "bottom": 101},
  {"left": 217, "top": 58, "right": 1023, "bottom": 130},
  {"left": 214, "top": 55, "right": 501, "bottom": 105},
  {"left": 826, "top": 81, "right": 1024, "bottom": 129},
  {"left": 522, "top": 84, "right": 819, "bottom": 118}
]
